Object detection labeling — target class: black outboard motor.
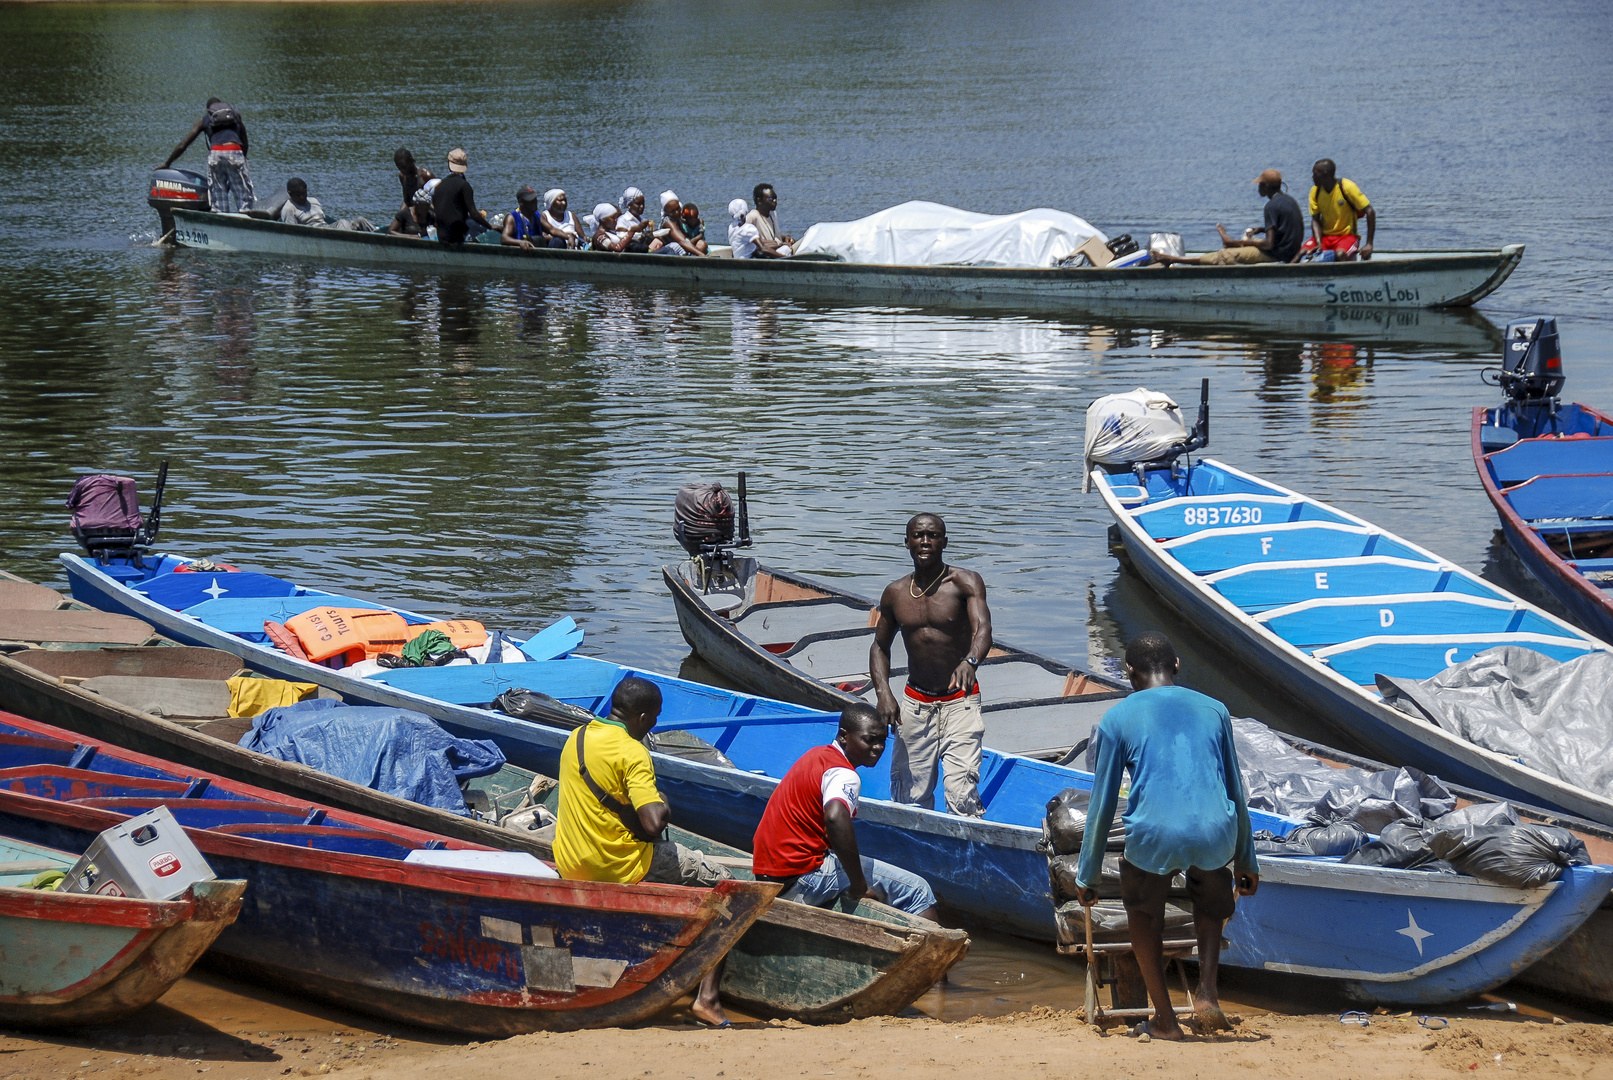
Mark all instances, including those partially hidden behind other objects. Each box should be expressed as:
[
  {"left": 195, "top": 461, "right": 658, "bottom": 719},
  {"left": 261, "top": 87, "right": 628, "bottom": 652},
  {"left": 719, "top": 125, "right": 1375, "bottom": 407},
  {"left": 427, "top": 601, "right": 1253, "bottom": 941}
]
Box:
[
  {"left": 1498, "top": 316, "right": 1564, "bottom": 404},
  {"left": 674, "top": 473, "right": 753, "bottom": 592},
  {"left": 148, "top": 169, "right": 210, "bottom": 238},
  {"left": 1479, "top": 316, "right": 1564, "bottom": 449}
]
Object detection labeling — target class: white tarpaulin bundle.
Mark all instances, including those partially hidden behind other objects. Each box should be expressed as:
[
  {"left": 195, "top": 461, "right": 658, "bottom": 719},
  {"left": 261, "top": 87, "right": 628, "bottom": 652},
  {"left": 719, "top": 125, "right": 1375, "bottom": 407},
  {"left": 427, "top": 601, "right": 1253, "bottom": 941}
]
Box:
[
  {"left": 1082, "top": 389, "right": 1190, "bottom": 492},
  {"left": 795, "top": 201, "right": 1107, "bottom": 268}
]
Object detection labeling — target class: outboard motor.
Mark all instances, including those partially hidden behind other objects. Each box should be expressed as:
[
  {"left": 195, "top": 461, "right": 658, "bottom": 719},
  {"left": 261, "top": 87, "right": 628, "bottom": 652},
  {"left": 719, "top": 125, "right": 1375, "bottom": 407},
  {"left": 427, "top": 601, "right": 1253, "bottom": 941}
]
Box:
[
  {"left": 1480, "top": 317, "right": 1563, "bottom": 449},
  {"left": 674, "top": 473, "right": 753, "bottom": 592},
  {"left": 148, "top": 169, "right": 210, "bottom": 238},
  {"left": 1082, "top": 379, "right": 1209, "bottom": 494},
  {"left": 1498, "top": 317, "right": 1563, "bottom": 404},
  {"left": 66, "top": 460, "right": 167, "bottom": 567}
]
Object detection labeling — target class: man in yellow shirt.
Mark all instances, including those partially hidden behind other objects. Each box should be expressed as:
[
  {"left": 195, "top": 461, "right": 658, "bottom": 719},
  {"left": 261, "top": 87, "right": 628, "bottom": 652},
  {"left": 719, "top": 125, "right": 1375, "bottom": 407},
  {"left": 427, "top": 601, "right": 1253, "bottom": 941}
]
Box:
[
  {"left": 554, "top": 675, "right": 734, "bottom": 1027},
  {"left": 1308, "top": 159, "right": 1376, "bottom": 261}
]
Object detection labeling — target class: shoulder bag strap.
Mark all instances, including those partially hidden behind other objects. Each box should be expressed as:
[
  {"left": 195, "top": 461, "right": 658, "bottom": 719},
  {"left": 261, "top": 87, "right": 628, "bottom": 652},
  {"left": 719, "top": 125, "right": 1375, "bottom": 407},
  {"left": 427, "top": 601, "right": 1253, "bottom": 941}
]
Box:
[{"left": 576, "top": 725, "right": 661, "bottom": 843}]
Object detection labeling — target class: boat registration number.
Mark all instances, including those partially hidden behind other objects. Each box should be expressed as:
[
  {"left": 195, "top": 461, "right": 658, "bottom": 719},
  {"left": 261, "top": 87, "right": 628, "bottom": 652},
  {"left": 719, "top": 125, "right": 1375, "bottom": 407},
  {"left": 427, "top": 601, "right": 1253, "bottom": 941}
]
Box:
[
  {"left": 1183, "top": 505, "right": 1262, "bottom": 526},
  {"left": 175, "top": 226, "right": 210, "bottom": 246}
]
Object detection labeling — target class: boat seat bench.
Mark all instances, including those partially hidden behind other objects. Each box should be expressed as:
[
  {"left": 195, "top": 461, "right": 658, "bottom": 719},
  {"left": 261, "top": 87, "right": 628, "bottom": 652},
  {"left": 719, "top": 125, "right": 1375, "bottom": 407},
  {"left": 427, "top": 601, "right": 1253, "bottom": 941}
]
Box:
[{"left": 1488, "top": 438, "right": 1613, "bottom": 487}]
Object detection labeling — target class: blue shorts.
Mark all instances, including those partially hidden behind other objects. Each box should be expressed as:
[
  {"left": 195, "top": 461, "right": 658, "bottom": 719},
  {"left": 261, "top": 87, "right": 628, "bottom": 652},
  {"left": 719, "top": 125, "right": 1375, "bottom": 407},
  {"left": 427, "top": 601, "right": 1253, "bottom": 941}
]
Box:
[{"left": 780, "top": 852, "right": 936, "bottom": 916}]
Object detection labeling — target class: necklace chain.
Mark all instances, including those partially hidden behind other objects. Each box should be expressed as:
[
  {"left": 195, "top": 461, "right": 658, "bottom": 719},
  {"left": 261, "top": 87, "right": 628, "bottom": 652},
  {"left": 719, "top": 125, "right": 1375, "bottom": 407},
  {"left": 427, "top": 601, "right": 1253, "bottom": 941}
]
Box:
[{"left": 909, "top": 563, "right": 948, "bottom": 599}]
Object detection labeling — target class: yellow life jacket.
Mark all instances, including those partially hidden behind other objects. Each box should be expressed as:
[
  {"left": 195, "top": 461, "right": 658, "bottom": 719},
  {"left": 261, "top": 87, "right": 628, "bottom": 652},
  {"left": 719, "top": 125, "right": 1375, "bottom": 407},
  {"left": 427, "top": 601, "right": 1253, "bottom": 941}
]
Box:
[{"left": 283, "top": 607, "right": 486, "bottom": 665}]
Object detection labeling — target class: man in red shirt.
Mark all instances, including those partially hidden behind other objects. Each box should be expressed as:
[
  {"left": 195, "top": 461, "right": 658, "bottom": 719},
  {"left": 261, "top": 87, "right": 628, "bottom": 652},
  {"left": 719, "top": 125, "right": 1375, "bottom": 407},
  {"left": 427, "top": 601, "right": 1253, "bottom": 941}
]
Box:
[{"left": 752, "top": 704, "right": 939, "bottom": 919}]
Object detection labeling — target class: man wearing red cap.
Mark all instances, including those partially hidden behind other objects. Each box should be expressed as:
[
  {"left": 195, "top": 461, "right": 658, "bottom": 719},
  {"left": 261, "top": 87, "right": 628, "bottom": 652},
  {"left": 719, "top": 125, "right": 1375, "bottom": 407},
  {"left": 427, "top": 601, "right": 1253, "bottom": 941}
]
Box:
[{"left": 1154, "top": 168, "right": 1304, "bottom": 266}]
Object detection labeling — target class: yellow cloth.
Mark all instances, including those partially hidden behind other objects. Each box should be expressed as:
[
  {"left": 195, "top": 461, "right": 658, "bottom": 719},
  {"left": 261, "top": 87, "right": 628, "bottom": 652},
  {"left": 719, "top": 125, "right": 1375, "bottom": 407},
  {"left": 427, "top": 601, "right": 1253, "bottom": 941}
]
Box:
[
  {"left": 1308, "top": 178, "right": 1370, "bottom": 237},
  {"left": 554, "top": 718, "right": 664, "bottom": 884},
  {"left": 227, "top": 675, "right": 319, "bottom": 718}
]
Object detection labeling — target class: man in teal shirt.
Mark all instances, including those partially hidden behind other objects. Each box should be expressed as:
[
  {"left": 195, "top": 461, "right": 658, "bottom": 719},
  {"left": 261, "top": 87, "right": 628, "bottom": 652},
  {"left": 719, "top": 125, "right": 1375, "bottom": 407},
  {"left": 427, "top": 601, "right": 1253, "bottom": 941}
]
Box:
[{"left": 1076, "top": 632, "right": 1259, "bottom": 1039}]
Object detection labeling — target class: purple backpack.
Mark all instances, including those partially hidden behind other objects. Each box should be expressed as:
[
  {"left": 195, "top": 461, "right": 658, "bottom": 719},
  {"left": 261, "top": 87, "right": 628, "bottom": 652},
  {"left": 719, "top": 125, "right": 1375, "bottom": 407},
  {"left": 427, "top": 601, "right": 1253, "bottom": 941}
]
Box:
[{"left": 65, "top": 474, "right": 143, "bottom": 537}]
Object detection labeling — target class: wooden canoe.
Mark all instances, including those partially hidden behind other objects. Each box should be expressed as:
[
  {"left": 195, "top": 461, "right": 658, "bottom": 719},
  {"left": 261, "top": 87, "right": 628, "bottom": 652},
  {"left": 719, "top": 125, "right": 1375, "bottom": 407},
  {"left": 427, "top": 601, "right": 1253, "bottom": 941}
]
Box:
[
  {"left": 0, "top": 709, "right": 778, "bottom": 1036},
  {"left": 0, "top": 836, "right": 245, "bottom": 1027},
  {"left": 0, "top": 639, "right": 966, "bottom": 1022},
  {"left": 169, "top": 209, "right": 1523, "bottom": 311},
  {"left": 1472, "top": 401, "right": 1613, "bottom": 645},
  {"left": 518, "top": 785, "right": 969, "bottom": 1021},
  {"left": 664, "top": 558, "right": 1127, "bottom": 760}
]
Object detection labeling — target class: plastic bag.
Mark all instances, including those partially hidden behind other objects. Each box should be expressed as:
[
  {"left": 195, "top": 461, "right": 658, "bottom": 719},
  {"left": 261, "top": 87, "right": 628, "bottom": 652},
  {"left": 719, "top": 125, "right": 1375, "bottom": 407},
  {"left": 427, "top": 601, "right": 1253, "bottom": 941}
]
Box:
[
  {"left": 1426, "top": 823, "right": 1589, "bottom": 889},
  {"left": 1341, "top": 821, "right": 1449, "bottom": 871},
  {"left": 1149, "top": 232, "right": 1184, "bottom": 259},
  {"left": 1253, "top": 821, "right": 1369, "bottom": 858},
  {"left": 491, "top": 687, "right": 599, "bottom": 730},
  {"left": 1308, "top": 766, "right": 1455, "bottom": 832},
  {"left": 1038, "top": 787, "right": 1126, "bottom": 856},
  {"left": 1081, "top": 389, "right": 1189, "bottom": 493},
  {"left": 645, "top": 728, "right": 735, "bottom": 769}
]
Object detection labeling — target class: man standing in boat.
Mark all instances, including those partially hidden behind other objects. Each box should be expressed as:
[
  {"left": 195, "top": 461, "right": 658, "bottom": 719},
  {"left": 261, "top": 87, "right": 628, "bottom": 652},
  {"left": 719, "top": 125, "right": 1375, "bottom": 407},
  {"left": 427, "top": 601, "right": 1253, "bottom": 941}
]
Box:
[
  {"left": 160, "top": 97, "right": 255, "bottom": 214},
  {"left": 870, "top": 514, "right": 991, "bottom": 817},
  {"left": 1074, "top": 631, "right": 1259, "bottom": 1040}
]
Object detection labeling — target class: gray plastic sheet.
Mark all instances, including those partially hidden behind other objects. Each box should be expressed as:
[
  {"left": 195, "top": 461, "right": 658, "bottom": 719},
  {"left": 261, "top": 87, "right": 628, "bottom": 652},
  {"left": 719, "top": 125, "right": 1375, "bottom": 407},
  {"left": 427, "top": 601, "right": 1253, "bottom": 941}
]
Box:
[
  {"left": 1231, "top": 717, "right": 1455, "bottom": 829},
  {"left": 241, "top": 698, "right": 505, "bottom": 816},
  {"left": 1376, "top": 646, "right": 1613, "bottom": 799}
]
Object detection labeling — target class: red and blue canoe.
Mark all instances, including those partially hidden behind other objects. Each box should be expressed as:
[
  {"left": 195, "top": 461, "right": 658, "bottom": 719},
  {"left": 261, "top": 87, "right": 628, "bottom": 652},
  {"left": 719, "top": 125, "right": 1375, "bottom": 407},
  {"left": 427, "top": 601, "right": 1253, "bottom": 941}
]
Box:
[
  {"left": 0, "top": 712, "right": 776, "bottom": 1036},
  {"left": 1473, "top": 400, "right": 1613, "bottom": 645}
]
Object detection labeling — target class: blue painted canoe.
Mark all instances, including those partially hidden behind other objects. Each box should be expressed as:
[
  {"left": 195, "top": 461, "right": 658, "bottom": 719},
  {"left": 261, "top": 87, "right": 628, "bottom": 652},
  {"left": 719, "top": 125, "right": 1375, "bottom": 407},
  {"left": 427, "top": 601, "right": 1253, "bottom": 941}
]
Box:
[
  {"left": 1473, "top": 401, "right": 1613, "bottom": 646},
  {"left": 0, "top": 836, "right": 244, "bottom": 1027},
  {"left": 59, "top": 553, "right": 1613, "bottom": 1004},
  {"left": 0, "top": 709, "right": 775, "bottom": 1036},
  {"left": 1092, "top": 457, "right": 1613, "bottom": 826}
]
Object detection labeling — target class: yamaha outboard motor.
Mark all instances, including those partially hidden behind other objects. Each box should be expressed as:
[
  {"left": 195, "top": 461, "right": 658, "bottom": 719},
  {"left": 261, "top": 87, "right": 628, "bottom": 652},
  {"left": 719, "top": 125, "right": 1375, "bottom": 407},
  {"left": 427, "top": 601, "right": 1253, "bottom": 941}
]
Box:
[
  {"left": 1480, "top": 316, "right": 1563, "bottom": 449},
  {"left": 148, "top": 169, "right": 210, "bottom": 238}
]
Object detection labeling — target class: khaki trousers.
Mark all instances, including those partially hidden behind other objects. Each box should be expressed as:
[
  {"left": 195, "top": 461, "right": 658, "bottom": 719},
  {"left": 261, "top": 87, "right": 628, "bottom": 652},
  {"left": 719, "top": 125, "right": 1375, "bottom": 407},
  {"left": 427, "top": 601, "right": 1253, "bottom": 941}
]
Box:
[{"left": 891, "top": 689, "right": 985, "bottom": 817}]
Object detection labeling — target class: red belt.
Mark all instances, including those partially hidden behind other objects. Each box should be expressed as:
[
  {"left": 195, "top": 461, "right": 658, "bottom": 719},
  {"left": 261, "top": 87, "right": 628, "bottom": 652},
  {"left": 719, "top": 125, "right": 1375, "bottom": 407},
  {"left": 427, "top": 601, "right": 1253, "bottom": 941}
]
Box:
[
  {"left": 211, "top": 144, "right": 243, "bottom": 152},
  {"left": 904, "top": 684, "right": 979, "bottom": 704}
]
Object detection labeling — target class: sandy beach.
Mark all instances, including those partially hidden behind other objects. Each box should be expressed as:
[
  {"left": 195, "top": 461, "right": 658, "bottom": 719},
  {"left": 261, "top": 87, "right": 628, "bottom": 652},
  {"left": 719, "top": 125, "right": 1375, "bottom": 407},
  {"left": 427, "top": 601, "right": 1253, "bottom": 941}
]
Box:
[{"left": 5, "top": 970, "right": 1610, "bottom": 1080}]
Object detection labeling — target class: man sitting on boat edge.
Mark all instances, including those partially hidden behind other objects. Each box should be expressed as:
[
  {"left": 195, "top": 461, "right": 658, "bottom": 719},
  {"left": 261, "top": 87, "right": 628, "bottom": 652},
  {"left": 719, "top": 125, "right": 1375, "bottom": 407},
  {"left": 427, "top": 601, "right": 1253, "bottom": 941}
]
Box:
[
  {"left": 752, "top": 704, "right": 940, "bottom": 920},
  {"left": 1075, "top": 632, "right": 1259, "bottom": 1040},
  {"left": 1152, "top": 168, "right": 1303, "bottom": 267},
  {"left": 1308, "top": 158, "right": 1375, "bottom": 261},
  {"left": 553, "top": 676, "right": 736, "bottom": 1028}
]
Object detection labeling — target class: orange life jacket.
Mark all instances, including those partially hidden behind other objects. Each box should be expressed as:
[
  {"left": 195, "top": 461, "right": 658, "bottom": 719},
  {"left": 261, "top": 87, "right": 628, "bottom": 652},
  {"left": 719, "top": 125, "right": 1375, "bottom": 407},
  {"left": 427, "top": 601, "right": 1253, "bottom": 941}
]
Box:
[{"left": 283, "top": 607, "right": 486, "bottom": 665}]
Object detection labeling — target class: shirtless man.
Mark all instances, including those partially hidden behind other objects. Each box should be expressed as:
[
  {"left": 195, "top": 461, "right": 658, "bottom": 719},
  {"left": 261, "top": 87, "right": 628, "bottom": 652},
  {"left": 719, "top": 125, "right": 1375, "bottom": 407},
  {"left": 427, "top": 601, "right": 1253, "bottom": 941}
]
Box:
[{"left": 870, "top": 514, "right": 992, "bottom": 817}]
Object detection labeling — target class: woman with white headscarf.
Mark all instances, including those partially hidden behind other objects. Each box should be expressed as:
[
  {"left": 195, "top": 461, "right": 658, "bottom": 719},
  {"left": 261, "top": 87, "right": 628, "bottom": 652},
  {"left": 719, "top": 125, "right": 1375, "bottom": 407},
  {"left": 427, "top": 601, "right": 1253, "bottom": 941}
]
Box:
[
  {"left": 728, "top": 198, "right": 761, "bottom": 259},
  {"left": 615, "top": 187, "right": 661, "bottom": 252},
  {"left": 589, "top": 203, "right": 628, "bottom": 252},
  {"left": 538, "top": 189, "right": 583, "bottom": 249},
  {"left": 654, "top": 190, "right": 704, "bottom": 256}
]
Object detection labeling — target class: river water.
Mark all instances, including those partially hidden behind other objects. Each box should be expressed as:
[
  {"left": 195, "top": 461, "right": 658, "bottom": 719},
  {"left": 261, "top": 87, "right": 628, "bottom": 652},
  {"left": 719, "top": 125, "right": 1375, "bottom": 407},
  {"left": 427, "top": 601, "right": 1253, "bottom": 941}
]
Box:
[{"left": 0, "top": 0, "right": 1611, "bottom": 1019}]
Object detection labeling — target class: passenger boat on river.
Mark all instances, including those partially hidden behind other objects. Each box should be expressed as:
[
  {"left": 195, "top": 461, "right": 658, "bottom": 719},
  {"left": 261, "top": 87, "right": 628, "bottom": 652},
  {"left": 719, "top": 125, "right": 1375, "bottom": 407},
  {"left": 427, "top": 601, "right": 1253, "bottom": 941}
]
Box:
[{"left": 157, "top": 192, "right": 1521, "bottom": 312}]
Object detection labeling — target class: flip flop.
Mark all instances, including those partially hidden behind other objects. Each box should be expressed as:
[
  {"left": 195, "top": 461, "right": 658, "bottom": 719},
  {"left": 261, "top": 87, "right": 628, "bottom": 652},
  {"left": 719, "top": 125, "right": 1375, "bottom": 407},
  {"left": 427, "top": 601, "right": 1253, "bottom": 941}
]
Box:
[{"left": 696, "top": 1018, "right": 733, "bottom": 1030}]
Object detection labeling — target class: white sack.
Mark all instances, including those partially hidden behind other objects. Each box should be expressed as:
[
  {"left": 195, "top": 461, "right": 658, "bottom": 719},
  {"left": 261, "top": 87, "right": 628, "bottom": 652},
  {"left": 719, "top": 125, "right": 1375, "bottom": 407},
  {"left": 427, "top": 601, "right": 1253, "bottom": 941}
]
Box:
[
  {"left": 795, "top": 200, "right": 1106, "bottom": 268},
  {"left": 1082, "top": 389, "right": 1189, "bottom": 493}
]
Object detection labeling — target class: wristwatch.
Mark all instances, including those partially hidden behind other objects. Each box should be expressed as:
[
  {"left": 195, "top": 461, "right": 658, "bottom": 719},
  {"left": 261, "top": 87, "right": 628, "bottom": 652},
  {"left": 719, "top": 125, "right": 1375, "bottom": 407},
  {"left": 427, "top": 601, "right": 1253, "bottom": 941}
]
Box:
[{"left": 964, "top": 656, "right": 979, "bottom": 668}]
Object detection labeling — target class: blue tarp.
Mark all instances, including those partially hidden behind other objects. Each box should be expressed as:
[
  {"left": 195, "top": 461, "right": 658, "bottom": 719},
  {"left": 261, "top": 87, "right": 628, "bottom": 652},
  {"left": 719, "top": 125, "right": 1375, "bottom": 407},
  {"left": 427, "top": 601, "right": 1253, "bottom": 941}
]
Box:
[{"left": 239, "top": 698, "right": 505, "bottom": 816}]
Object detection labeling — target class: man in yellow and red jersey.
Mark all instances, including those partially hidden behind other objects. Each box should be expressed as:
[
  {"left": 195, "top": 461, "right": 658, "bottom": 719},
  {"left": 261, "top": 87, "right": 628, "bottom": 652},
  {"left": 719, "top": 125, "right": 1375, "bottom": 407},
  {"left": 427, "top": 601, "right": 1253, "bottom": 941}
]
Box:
[{"left": 1308, "top": 159, "right": 1376, "bottom": 261}]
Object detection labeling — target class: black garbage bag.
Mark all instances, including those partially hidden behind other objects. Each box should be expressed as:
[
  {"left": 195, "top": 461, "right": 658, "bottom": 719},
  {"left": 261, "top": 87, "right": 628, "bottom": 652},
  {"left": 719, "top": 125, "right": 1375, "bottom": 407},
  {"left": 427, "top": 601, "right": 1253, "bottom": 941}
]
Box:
[
  {"left": 491, "top": 687, "right": 599, "bottom": 730},
  {"left": 645, "top": 728, "right": 736, "bottom": 769},
  {"left": 1038, "top": 787, "right": 1126, "bottom": 856},
  {"left": 1257, "top": 820, "right": 1371, "bottom": 857},
  {"left": 1048, "top": 852, "right": 1124, "bottom": 903},
  {"left": 1341, "top": 820, "right": 1450, "bottom": 870},
  {"left": 1426, "top": 823, "right": 1590, "bottom": 889},
  {"left": 1308, "top": 766, "right": 1455, "bottom": 832}
]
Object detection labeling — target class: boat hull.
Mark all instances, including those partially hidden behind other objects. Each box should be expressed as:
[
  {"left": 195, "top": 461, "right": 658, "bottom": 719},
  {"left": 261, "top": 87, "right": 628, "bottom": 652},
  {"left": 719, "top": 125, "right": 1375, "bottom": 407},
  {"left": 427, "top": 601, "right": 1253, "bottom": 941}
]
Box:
[
  {"left": 0, "top": 646, "right": 962, "bottom": 1024},
  {"left": 0, "top": 879, "right": 245, "bottom": 1027},
  {"left": 170, "top": 210, "right": 1522, "bottom": 311},
  {"left": 58, "top": 555, "right": 1613, "bottom": 1005},
  {"left": 1472, "top": 404, "right": 1613, "bottom": 645},
  {"left": 1096, "top": 462, "right": 1613, "bottom": 827}
]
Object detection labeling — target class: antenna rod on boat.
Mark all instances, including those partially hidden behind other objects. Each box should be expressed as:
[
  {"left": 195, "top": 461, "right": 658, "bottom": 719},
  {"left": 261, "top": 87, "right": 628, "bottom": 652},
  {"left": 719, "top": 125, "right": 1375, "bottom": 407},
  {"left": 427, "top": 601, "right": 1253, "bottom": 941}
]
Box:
[
  {"left": 1195, "top": 377, "right": 1210, "bottom": 450},
  {"left": 736, "top": 471, "right": 752, "bottom": 547},
  {"left": 145, "top": 459, "right": 169, "bottom": 542}
]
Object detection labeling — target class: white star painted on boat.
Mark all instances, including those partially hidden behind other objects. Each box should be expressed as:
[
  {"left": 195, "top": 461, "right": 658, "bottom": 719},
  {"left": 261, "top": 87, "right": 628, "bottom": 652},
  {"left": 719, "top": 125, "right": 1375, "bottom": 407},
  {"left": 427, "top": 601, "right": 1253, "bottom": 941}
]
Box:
[
  {"left": 203, "top": 578, "right": 228, "bottom": 601},
  {"left": 1397, "top": 910, "right": 1433, "bottom": 956}
]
